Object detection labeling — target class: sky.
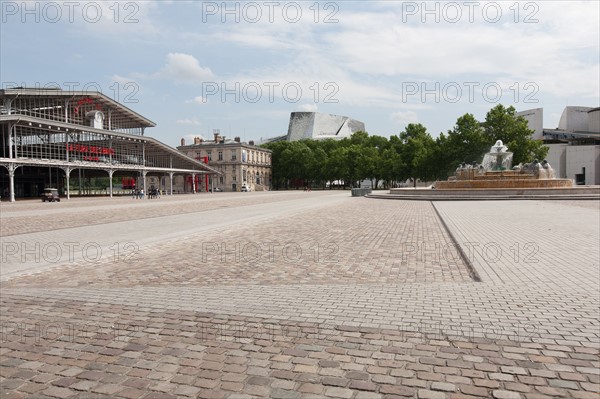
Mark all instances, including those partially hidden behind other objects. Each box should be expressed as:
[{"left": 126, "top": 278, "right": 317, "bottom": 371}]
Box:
[{"left": 1, "top": 1, "right": 599, "bottom": 148}]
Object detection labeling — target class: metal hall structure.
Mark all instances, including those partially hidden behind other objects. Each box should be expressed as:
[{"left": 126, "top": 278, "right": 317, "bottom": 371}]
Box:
[{"left": 0, "top": 88, "right": 220, "bottom": 202}]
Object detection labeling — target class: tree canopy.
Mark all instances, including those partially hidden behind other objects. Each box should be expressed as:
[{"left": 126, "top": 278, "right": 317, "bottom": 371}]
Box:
[
  {"left": 483, "top": 105, "right": 548, "bottom": 165},
  {"left": 262, "top": 105, "right": 548, "bottom": 189}
]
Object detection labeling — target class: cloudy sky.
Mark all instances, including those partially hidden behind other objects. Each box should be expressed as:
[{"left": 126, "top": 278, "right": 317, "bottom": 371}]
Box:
[{"left": 2, "top": 1, "right": 598, "bottom": 147}]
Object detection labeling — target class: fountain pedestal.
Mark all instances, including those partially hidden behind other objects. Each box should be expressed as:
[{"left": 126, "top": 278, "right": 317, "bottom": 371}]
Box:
[{"left": 434, "top": 140, "right": 573, "bottom": 189}]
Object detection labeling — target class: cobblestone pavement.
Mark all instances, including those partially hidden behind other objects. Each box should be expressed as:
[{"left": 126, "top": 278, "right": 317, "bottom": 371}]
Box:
[
  {"left": 0, "top": 192, "right": 323, "bottom": 237},
  {"left": 1, "top": 193, "right": 599, "bottom": 399}
]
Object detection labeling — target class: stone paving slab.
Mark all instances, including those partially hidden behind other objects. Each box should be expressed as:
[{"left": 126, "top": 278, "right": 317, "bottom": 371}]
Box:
[
  {"left": 1, "top": 194, "right": 599, "bottom": 398},
  {"left": 3, "top": 278, "right": 598, "bottom": 347},
  {"left": 2, "top": 199, "right": 470, "bottom": 286},
  {"left": 1, "top": 301, "right": 599, "bottom": 399},
  {"left": 0, "top": 192, "right": 351, "bottom": 281},
  {"left": 0, "top": 192, "right": 331, "bottom": 237},
  {"left": 433, "top": 200, "right": 599, "bottom": 291}
]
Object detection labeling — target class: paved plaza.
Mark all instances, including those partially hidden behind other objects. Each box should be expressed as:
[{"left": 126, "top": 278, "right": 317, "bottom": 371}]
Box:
[{"left": 0, "top": 192, "right": 599, "bottom": 399}]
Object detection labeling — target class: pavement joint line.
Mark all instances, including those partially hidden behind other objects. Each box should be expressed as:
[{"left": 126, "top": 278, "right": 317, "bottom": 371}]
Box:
[{"left": 431, "top": 201, "right": 482, "bottom": 283}]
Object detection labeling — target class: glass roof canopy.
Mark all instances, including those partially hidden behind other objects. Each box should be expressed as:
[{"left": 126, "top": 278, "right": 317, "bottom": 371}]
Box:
[{"left": 0, "top": 88, "right": 220, "bottom": 175}]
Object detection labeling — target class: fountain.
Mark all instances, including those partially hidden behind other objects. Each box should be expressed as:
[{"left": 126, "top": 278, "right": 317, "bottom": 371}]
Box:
[
  {"left": 377, "top": 140, "right": 598, "bottom": 200},
  {"left": 434, "top": 140, "right": 573, "bottom": 189},
  {"left": 481, "top": 140, "right": 513, "bottom": 171}
]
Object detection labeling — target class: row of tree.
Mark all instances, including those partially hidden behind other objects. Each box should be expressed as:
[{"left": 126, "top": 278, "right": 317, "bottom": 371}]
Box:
[{"left": 262, "top": 105, "right": 549, "bottom": 189}]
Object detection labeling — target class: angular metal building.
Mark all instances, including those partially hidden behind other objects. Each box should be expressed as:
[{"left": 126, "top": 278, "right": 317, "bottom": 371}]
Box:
[{"left": 286, "top": 112, "right": 365, "bottom": 141}]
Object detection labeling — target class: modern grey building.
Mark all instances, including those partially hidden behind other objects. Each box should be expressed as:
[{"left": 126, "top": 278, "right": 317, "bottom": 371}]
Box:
[
  {"left": 259, "top": 112, "right": 366, "bottom": 144},
  {"left": 286, "top": 112, "right": 365, "bottom": 141}
]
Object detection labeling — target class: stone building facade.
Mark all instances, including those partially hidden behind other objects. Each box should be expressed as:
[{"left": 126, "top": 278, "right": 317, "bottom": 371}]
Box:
[{"left": 177, "top": 132, "right": 272, "bottom": 192}]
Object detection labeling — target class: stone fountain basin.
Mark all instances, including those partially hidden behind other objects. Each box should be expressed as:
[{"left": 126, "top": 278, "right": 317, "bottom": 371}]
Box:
[
  {"left": 434, "top": 179, "right": 574, "bottom": 189},
  {"left": 378, "top": 185, "right": 599, "bottom": 201}
]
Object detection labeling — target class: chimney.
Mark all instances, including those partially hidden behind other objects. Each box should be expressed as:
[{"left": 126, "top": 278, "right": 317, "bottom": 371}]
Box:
[
  {"left": 234, "top": 136, "right": 240, "bottom": 143},
  {"left": 194, "top": 136, "right": 201, "bottom": 144},
  {"left": 221, "top": 136, "right": 226, "bottom": 143},
  {"left": 214, "top": 133, "right": 219, "bottom": 142},
  {"left": 249, "top": 140, "right": 255, "bottom": 146},
  {"left": 181, "top": 138, "right": 185, "bottom": 146}
]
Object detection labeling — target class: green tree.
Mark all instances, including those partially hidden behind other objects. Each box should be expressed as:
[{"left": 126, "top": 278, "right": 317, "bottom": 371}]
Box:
[
  {"left": 311, "top": 146, "right": 329, "bottom": 188},
  {"left": 483, "top": 104, "right": 548, "bottom": 165},
  {"left": 292, "top": 141, "right": 315, "bottom": 182},
  {"left": 396, "top": 123, "right": 436, "bottom": 187},
  {"left": 368, "top": 135, "right": 390, "bottom": 189},
  {"left": 261, "top": 141, "right": 290, "bottom": 189},
  {"left": 326, "top": 146, "right": 348, "bottom": 186},
  {"left": 357, "top": 145, "right": 378, "bottom": 185},
  {"left": 379, "top": 147, "right": 401, "bottom": 188},
  {"left": 436, "top": 113, "right": 489, "bottom": 178},
  {"left": 349, "top": 131, "right": 370, "bottom": 147}
]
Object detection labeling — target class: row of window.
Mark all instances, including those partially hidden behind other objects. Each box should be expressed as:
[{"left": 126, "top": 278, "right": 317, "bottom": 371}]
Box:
[
  {"left": 210, "top": 173, "right": 269, "bottom": 186},
  {"left": 193, "top": 149, "right": 270, "bottom": 163}
]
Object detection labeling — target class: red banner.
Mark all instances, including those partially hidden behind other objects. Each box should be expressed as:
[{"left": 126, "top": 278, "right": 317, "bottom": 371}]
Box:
[{"left": 67, "top": 143, "right": 115, "bottom": 155}]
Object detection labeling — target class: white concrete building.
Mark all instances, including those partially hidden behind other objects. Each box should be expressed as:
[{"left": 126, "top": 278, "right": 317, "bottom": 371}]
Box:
[
  {"left": 519, "top": 106, "right": 599, "bottom": 185},
  {"left": 516, "top": 108, "right": 544, "bottom": 140}
]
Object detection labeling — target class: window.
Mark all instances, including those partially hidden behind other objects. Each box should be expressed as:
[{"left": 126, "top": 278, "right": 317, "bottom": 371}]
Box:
[
  {"left": 218, "top": 151, "right": 223, "bottom": 161},
  {"left": 219, "top": 176, "right": 224, "bottom": 184},
  {"left": 231, "top": 150, "right": 237, "bottom": 161},
  {"left": 207, "top": 151, "right": 212, "bottom": 161},
  {"left": 233, "top": 175, "right": 236, "bottom": 182}
]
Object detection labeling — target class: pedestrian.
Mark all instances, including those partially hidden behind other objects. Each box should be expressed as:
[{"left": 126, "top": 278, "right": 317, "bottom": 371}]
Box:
[{"left": 140, "top": 189, "right": 144, "bottom": 199}]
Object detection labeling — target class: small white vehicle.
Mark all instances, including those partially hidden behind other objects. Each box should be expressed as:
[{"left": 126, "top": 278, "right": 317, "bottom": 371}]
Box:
[
  {"left": 241, "top": 184, "right": 251, "bottom": 192},
  {"left": 41, "top": 188, "right": 60, "bottom": 202}
]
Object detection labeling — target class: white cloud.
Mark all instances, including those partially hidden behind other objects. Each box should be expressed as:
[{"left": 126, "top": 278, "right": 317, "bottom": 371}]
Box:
[
  {"left": 207, "top": 2, "right": 598, "bottom": 101},
  {"left": 297, "top": 103, "right": 318, "bottom": 112},
  {"left": 391, "top": 111, "right": 419, "bottom": 126},
  {"left": 110, "top": 75, "right": 132, "bottom": 85},
  {"left": 63, "top": 1, "right": 162, "bottom": 37},
  {"left": 113, "top": 2, "right": 597, "bottom": 112},
  {"left": 176, "top": 118, "right": 202, "bottom": 126},
  {"left": 156, "top": 53, "right": 214, "bottom": 83},
  {"left": 27, "top": 1, "right": 596, "bottom": 145},
  {"left": 185, "top": 96, "right": 208, "bottom": 105}
]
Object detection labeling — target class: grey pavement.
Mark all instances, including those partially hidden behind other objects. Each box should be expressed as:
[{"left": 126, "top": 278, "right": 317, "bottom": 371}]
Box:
[
  {"left": 0, "top": 192, "right": 349, "bottom": 281},
  {"left": 1, "top": 192, "right": 599, "bottom": 399}
]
